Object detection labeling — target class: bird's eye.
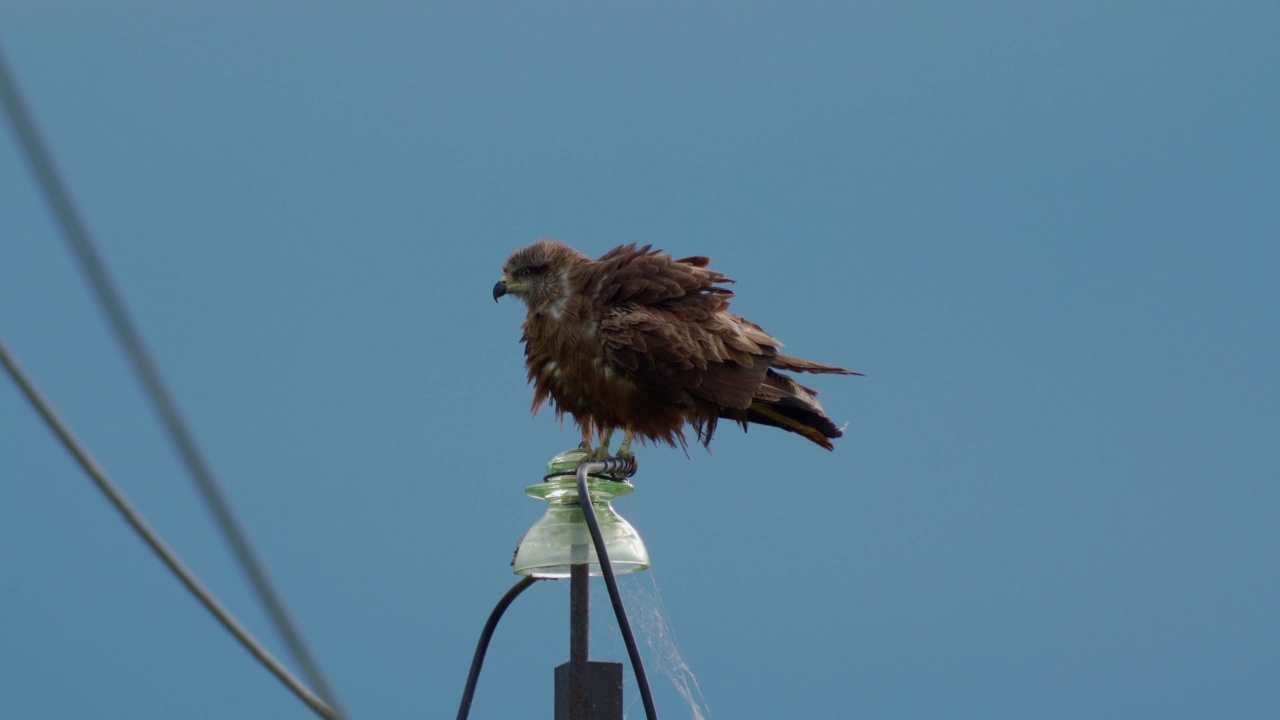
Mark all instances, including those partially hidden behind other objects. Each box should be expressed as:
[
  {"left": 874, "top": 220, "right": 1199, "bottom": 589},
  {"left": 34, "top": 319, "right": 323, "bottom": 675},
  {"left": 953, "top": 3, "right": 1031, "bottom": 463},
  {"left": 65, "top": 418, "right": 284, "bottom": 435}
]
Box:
[{"left": 515, "top": 267, "right": 531, "bottom": 278}]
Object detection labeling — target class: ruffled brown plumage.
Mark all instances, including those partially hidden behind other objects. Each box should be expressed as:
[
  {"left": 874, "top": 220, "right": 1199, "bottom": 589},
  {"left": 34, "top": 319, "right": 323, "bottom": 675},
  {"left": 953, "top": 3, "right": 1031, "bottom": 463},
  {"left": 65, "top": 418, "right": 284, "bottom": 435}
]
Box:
[{"left": 494, "top": 239, "right": 858, "bottom": 451}]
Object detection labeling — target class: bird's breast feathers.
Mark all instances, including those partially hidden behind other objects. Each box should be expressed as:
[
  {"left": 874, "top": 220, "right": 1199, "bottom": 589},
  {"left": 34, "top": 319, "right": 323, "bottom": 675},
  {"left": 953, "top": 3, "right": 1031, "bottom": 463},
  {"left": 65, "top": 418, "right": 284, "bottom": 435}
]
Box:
[{"left": 524, "top": 307, "right": 633, "bottom": 415}]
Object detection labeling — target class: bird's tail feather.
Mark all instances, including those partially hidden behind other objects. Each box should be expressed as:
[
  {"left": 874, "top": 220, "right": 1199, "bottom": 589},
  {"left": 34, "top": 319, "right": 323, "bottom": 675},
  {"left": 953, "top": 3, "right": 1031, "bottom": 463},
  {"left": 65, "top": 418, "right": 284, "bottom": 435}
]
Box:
[
  {"left": 745, "top": 402, "right": 838, "bottom": 450},
  {"left": 771, "top": 354, "right": 862, "bottom": 376},
  {"left": 726, "top": 369, "right": 845, "bottom": 450}
]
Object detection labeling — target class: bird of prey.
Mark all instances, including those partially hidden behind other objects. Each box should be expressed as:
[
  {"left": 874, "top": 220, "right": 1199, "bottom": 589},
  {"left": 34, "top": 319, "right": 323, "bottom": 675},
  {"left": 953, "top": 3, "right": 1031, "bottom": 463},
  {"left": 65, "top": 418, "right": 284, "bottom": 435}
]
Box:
[{"left": 493, "top": 239, "right": 857, "bottom": 460}]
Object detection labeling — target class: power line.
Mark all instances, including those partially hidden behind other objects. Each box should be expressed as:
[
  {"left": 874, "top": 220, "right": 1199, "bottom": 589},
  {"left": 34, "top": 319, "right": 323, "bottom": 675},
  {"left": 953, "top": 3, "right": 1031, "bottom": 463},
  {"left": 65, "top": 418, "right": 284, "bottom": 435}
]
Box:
[
  {"left": 0, "top": 336, "right": 338, "bottom": 720},
  {"left": 0, "top": 43, "right": 346, "bottom": 717}
]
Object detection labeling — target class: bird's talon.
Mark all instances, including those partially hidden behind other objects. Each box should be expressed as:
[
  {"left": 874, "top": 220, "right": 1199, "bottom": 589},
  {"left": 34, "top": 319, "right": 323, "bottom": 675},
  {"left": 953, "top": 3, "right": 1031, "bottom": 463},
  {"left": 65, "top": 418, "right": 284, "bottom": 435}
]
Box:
[{"left": 618, "top": 452, "right": 638, "bottom": 477}]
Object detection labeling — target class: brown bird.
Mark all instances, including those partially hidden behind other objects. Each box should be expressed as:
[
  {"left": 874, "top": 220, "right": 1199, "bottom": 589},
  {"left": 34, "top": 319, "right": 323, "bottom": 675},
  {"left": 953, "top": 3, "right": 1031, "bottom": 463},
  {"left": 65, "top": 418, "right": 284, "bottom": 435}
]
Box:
[{"left": 494, "top": 239, "right": 858, "bottom": 460}]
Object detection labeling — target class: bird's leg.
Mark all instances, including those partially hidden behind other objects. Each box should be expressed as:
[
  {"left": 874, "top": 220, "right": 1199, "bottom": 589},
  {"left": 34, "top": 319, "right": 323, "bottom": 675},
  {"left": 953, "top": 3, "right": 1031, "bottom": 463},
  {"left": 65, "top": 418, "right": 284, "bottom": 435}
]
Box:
[
  {"left": 616, "top": 429, "right": 638, "bottom": 475},
  {"left": 617, "top": 429, "right": 636, "bottom": 459},
  {"left": 590, "top": 428, "right": 614, "bottom": 460}
]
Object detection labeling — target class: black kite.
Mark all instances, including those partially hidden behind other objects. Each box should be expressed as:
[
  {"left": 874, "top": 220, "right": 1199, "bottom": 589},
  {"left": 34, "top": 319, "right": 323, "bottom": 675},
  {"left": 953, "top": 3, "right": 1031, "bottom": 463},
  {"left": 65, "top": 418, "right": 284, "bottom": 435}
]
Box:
[{"left": 494, "top": 240, "right": 857, "bottom": 458}]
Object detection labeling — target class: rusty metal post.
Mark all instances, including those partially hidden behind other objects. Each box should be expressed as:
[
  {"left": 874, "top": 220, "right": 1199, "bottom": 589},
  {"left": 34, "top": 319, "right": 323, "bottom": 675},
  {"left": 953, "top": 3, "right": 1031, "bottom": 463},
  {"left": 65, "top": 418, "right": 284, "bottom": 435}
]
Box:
[
  {"left": 555, "top": 527, "right": 622, "bottom": 718},
  {"left": 570, "top": 564, "right": 590, "bottom": 662},
  {"left": 555, "top": 659, "right": 622, "bottom": 720}
]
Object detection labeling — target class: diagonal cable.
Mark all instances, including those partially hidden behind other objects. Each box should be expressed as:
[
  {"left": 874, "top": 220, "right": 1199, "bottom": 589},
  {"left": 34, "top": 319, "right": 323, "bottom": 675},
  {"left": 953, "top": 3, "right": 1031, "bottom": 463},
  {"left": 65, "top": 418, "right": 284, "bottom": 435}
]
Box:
[
  {"left": 0, "top": 43, "right": 346, "bottom": 718},
  {"left": 0, "top": 337, "right": 337, "bottom": 720}
]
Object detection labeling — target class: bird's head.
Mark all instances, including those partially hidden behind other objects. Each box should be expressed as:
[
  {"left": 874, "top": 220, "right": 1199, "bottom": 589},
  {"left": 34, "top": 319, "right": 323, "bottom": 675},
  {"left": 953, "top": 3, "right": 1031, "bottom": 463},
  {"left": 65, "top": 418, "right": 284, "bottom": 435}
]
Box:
[{"left": 494, "top": 239, "right": 588, "bottom": 311}]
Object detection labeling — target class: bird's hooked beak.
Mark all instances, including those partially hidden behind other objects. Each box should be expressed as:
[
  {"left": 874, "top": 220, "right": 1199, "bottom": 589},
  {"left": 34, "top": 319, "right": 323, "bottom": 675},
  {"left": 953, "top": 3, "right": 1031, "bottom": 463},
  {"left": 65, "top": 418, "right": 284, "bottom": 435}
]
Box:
[{"left": 492, "top": 277, "right": 508, "bottom": 302}]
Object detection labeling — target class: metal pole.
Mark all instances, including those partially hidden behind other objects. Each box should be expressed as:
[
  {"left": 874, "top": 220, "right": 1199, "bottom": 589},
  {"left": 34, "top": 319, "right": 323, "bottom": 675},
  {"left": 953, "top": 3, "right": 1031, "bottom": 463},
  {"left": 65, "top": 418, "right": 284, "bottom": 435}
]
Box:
[
  {"left": 555, "top": 479, "right": 623, "bottom": 720},
  {"left": 570, "top": 564, "right": 589, "bottom": 663}
]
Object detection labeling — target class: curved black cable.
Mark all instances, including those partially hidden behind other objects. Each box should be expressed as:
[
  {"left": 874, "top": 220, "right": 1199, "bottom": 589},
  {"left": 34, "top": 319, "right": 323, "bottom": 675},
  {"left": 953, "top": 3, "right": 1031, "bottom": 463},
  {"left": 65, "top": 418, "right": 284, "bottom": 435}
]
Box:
[
  {"left": 577, "top": 459, "right": 659, "bottom": 720},
  {"left": 0, "top": 44, "right": 345, "bottom": 716},
  {"left": 456, "top": 575, "right": 541, "bottom": 720}
]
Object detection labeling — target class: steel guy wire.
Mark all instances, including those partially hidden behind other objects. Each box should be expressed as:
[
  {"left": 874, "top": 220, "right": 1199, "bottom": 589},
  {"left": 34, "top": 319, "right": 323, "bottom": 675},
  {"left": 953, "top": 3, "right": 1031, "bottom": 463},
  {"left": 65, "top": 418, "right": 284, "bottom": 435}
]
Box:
[
  {"left": 0, "top": 335, "right": 339, "bottom": 720},
  {"left": 0, "top": 42, "right": 345, "bottom": 717}
]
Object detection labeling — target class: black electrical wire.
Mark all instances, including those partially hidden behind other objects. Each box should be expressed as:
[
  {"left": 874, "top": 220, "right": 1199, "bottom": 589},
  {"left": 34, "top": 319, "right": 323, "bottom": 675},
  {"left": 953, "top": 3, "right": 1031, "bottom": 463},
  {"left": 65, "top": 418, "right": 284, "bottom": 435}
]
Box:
[
  {"left": 0, "top": 336, "right": 338, "bottom": 720},
  {"left": 577, "top": 459, "right": 660, "bottom": 720},
  {"left": 0, "top": 43, "right": 345, "bottom": 717},
  {"left": 456, "top": 576, "right": 541, "bottom": 720}
]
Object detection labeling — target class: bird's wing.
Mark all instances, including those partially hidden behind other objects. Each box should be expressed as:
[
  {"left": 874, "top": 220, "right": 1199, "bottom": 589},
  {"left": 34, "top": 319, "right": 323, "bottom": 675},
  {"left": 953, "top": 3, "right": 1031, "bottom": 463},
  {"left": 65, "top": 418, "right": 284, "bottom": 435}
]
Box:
[
  {"left": 585, "top": 245, "right": 785, "bottom": 410},
  {"left": 590, "top": 244, "right": 734, "bottom": 306},
  {"left": 600, "top": 304, "right": 779, "bottom": 411}
]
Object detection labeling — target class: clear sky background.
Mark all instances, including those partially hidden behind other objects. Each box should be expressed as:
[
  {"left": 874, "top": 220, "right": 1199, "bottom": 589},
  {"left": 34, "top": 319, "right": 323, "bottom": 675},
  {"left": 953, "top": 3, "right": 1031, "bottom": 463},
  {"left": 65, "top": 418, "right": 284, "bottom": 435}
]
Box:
[{"left": 2, "top": 3, "right": 1277, "bottom": 719}]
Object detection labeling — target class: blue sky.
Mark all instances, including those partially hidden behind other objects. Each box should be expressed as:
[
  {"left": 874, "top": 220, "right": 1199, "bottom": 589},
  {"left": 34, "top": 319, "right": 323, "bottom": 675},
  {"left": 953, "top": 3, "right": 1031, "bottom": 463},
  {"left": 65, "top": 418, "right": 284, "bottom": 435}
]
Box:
[{"left": 2, "top": 3, "right": 1277, "bottom": 718}]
